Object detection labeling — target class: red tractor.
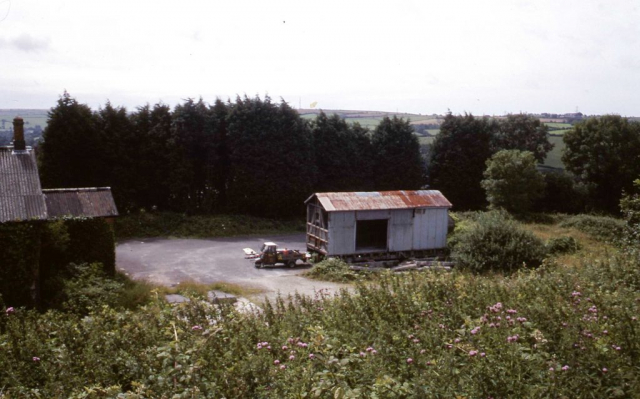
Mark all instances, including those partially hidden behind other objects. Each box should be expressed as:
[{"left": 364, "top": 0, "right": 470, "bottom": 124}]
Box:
[{"left": 244, "top": 242, "right": 309, "bottom": 268}]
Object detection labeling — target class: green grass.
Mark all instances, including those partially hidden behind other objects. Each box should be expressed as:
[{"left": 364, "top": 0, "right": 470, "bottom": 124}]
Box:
[
  {"left": 115, "top": 212, "right": 304, "bottom": 240},
  {"left": 545, "top": 122, "right": 572, "bottom": 129},
  {"left": 418, "top": 136, "right": 435, "bottom": 145},
  {"left": 543, "top": 135, "right": 565, "bottom": 169}
]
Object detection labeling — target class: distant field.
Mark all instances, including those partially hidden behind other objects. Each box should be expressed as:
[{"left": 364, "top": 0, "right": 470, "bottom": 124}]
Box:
[
  {"left": 549, "top": 129, "right": 572, "bottom": 136},
  {"left": 543, "top": 135, "right": 565, "bottom": 169},
  {"left": 418, "top": 136, "right": 435, "bottom": 145},
  {"left": 545, "top": 122, "right": 572, "bottom": 129},
  {"left": 0, "top": 109, "right": 48, "bottom": 129}
]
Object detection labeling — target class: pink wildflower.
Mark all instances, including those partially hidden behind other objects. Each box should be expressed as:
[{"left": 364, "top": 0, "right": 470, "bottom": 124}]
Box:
[
  {"left": 602, "top": 368, "right": 608, "bottom": 373},
  {"left": 549, "top": 367, "right": 554, "bottom": 371},
  {"left": 454, "top": 338, "right": 461, "bottom": 343},
  {"left": 273, "top": 360, "right": 280, "bottom": 365},
  {"left": 571, "top": 291, "right": 581, "bottom": 297},
  {"left": 32, "top": 357, "right": 40, "bottom": 362},
  {"left": 420, "top": 349, "right": 426, "bottom": 354},
  {"left": 191, "top": 325, "right": 203, "bottom": 331},
  {"left": 446, "top": 344, "right": 453, "bottom": 349},
  {"left": 407, "top": 358, "right": 413, "bottom": 364},
  {"left": 471, "top": 327, "right": 481, "bottom": 335},
  {"left": 5, "top": 307, "right": 14, "bottom": 315},
  {"left": 480, "top": 352, "right": 486, "bottom": 357},
  {"left": 506, "top": 309, "right": 517, "bottom": 314},
  {"left": 309, "top": 353, "right": 315, "bottom": 359},
  {"left": 280, "top": 365, "right": 286, "bottom": 370},
  {"left": 359, "top": 352, "right": 366, "bottom": 357},
  {"left": 562, "top": 365, "right": 569, "bottom": 371},
  {"left": 282, "top": 345, "right": 288, "bottom": 350},
  {"left": 469, "top": 350, "right": 477, "bottom": 357},
  {"left": 371, "top": 349, "right": 378, "bottom": 355},
  {"left": 366, "top": 346, "right": 374, "bottom": 352},
  {"left": 289, "top": 355, "right": 295, "bottom": 361},
  {"left": 413, "top": 339, "right": 420, "bottom": 344}
]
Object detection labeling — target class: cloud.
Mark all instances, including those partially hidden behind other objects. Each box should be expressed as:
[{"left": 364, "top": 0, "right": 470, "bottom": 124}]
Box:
[{"left": 2, "top": 33, "right": 50, "bottom": 52}]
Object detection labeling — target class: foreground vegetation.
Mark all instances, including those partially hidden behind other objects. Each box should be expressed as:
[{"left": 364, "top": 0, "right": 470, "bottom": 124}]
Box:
[{"left": 2, "top": 211, "right": 639, "bottom": 397}]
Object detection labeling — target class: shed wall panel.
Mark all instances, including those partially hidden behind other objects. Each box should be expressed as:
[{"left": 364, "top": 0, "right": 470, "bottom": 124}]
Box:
[
  {"left": 328, "top": 211, "right": 356, "bottom": 255},
  {"left": 389, "top": 209, "right": 413, "bottom": 251}
]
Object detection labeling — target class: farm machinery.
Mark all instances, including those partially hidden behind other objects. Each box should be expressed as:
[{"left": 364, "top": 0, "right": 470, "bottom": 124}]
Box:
[{"left": 243, "top": 242, "right": 311, "bottom": 268}]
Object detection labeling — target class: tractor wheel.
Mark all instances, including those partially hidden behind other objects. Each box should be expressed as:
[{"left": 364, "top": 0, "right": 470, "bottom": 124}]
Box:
[
  {"left": 288, "top": 260, "right": 296, "bottom": 268},
  {"left": 255, "top": 262, "right": 263, "bottom": 269}
]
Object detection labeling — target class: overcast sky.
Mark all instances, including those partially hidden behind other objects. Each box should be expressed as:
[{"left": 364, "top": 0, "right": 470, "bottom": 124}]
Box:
[{"left": 1, "top": 0, "right": 639, "bottom": 115}]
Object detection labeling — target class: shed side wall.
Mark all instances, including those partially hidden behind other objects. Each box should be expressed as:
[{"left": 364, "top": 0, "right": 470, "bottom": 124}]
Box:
[
  {"left": 328, "top": 211, "right": 356, "bottom": 255},
  {"left": 388, "top": 209, "right": 413, "bottom": 251}
]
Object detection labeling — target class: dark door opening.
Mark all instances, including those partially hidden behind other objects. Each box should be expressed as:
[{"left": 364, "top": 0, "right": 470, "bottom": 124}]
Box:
[{"left": 356, "top": 219, "right": 388, "bottom": 251}]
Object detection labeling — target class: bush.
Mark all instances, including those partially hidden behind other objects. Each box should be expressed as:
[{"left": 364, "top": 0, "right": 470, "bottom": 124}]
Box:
[
  {"left": 306, "top": 258, "right": 359, "bottom": 282},
  {"left": 452, "top": 211, "right": 547, "bottom": 273},
  {"left": 61, "top": 263, "right": 125, "bottom": 314},
  {"left": 546, "top": 236, "right": 581, "bottom": 255}
]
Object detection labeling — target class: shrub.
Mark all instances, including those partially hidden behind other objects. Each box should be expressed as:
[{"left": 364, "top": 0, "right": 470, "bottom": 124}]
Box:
[
  {"left": 61, "top": 263, "right": 125, "bottom": 314},
  {"left": 546, "top": 236, "right": 581, "bottom": 255},
  {"left": 452, "top": 211, "right": 547, "bottom": 273},
  {"left": 306, "top": 258, "right": 359, "bottom": 282}
]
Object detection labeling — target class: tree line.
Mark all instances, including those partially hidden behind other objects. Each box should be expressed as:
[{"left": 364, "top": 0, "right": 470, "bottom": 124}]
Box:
[
  {"left": 38, "top": 92, "right": 639, "bottom": 217},
  {"left": 428, "top": 113, "right": 640, "bottom": 214},
  {"left": 38, "top": 92, "right": 424, "bottom": 217}
]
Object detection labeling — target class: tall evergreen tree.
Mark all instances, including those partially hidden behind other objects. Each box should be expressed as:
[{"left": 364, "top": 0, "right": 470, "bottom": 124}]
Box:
[
  {"left": 96, "top": 102, "right": 136, "bottom": 210},
  {"left": 39, "top": 92, "right": 104, "bottom": 189},
  {"left": 227, "top": 96, "right": 313, "bottom": 217},
  {"left": 210, "top": 99, "right": 230, "bottom": 210},
  {"left": 428, "top": 113, "right": 496, "bottom": 210},
  {"left": 168, "top": 99, "right": 214, "bottom": 213},
  {"left": 312, "top": 112, "right": 373, "bottom": 192},
  {"left": 371, "top": 116, "right": 424, "bottom": 191},
  {"left": 130, "top": 103, "right": 174, "bottom": 210}
]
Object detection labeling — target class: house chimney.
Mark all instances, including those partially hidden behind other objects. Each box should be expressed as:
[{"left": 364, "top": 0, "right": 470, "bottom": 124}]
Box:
[{"left": 13, "top": 117, "right": 26, "bottom": 151}]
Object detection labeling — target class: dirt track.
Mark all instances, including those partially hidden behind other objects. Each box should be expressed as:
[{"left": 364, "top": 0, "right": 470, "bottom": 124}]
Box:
[{"left": 116, "top": 234, "right": 350, "bottom": 303}]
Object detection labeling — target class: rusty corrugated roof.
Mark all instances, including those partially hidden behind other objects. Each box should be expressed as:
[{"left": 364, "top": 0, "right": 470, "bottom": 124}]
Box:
[
  {"left": 0, "top": 147, "right": 47, "bottom": 222},
  {"left": 43, "top": 187, "right": 119, "bottom": 219},
  {"left": 306, "top": 190, "right": 452, "bottom": 212}
]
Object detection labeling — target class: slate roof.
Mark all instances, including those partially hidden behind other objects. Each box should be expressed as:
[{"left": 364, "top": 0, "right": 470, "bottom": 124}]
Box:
[
  {"left": 0, "top": 147, "right": 47, "bottom": 222},
  {"left": 305, "top": 190, "right": 452, "bottom": 212},
  {"left": 43, "top": 188, "right": 119, "bottom": 219}
]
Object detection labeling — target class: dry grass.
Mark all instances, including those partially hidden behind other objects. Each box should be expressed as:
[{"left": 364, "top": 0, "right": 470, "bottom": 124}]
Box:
[
  {"left": 153, "top": 279, "right": 265, "bottom": 299},
  {"left": 526, "top": 223, "right": 615, "bottom": 268}
]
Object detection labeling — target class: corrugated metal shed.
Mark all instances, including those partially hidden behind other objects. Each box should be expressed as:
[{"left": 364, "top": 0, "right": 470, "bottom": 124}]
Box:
[
  {"left": 305, "top": 190, "right": 452, "bottom": 212},
  {"left": 43, "top": 188, "right": 119, "bottom": 219},
  {"left": 0, "top": 147, "right": 47, "bottom": 223}
]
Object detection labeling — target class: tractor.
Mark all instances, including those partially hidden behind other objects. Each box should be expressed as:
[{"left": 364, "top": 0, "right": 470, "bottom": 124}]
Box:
[{"left": 243, "top": 242, "right": 309, "bottom": 268}]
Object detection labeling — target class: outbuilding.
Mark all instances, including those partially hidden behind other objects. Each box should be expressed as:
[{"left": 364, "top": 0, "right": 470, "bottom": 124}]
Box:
[{"left": 305, "top": 190, "right": 452, "bottom": 260}]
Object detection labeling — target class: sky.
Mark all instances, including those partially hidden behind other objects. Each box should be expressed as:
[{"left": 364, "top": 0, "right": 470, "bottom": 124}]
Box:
[{"left": 1, "top": 0, "right": 639, "bottom": 115}]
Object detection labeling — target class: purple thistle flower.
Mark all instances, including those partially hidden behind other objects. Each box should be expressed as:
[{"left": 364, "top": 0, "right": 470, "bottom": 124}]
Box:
[
  {"left": 469, "top": 350, "right": 477, "bottom": 357},
  {"left": 406, "top": 358, "right": 413, "bottom": 364},
  {"left": 5, "top": 307, "right": 14, "bottom": 315},
  {"left": 309, "top": 353, "right": 315, "bottom": 359},
  {"left": 191, "top": 325, "right": 203, "bottom": 331},
  {"left": 32, "top": 356, "right": 40, "bottom": 362},
  {"left": 602, "top": 367, "right": 608, "bottom": 373},
  {"left": 289, "top": 355, "right": 295, "bottom": 361},
  {"left": 274, "top": 360, "right": 280, "bottom": 365}
]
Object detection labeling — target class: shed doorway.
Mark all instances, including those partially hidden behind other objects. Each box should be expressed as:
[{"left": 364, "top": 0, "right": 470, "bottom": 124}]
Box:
[{"left": 356, "top": 219, "right": 388, "bottom": 251}]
